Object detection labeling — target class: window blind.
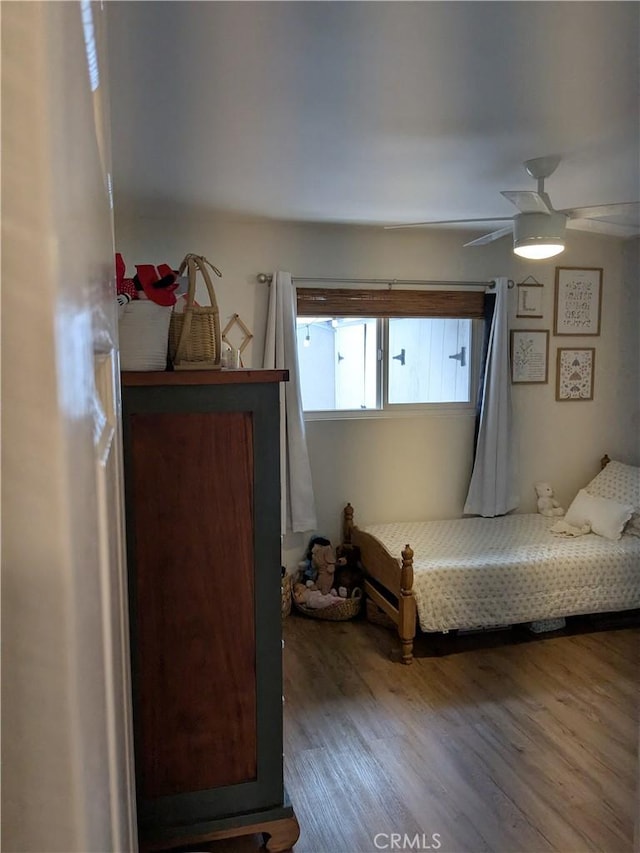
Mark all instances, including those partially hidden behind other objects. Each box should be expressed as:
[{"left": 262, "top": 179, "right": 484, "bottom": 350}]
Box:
[{"left": 296, "top": 288, "right": 486, "bottom": 319}]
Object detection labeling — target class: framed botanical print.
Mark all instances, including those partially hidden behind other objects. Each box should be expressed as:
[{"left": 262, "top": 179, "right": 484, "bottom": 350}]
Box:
[
  {"left": 554, "top": 267, "right": 602, "bottom": 336},
  {"left": 511, "top": 329, "right": 549, "bottom": 384},
  {"left": 556, "top": 348, "right": 595, "bottom": 401}
]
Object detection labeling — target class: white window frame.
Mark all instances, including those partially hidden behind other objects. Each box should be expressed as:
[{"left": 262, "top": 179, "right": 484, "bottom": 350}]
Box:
[{"left": 300, "top": 316, "right": 483, "bottom": 422}]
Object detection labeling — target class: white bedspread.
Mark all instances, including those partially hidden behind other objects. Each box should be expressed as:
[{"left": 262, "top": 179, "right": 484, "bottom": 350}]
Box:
[{"left": 363, "top": 514, "right": 640, "bottom": 632}]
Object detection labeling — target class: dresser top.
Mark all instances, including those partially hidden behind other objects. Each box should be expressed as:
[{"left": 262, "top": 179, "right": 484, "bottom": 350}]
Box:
[{"left": 121, "top": 369, "right": 289, "bottom": 387}]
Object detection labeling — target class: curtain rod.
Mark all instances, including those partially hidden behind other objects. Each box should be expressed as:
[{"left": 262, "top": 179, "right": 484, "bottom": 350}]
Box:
[{"left": 256, "top": 273, "right": 514, "bottom": 289}]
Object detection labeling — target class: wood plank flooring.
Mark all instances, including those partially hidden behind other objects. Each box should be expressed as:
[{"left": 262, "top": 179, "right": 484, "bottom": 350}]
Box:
[{"left": 183, "top": 615, "right": 639, "bottom": 853}]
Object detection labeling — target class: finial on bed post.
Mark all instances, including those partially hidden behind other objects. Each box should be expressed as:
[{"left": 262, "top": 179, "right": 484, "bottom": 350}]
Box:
[
  {"left": 400, "top": 545, "right": 415, "bottom": 665},
  {"left": 343, "top": 503, "right": 354, "bottom": 544},
  {"left": 401, "top": 545, "right": 414, "bottom": 592},
  {"left": 601, "top": 454, "right": 611, "bottom": 469}
]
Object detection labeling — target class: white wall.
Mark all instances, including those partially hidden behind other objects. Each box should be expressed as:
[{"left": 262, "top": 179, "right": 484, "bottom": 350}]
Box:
[
  {"left": 115, "top": 210, "right": 640, "bottom": 559},
  {"left": 2, "top": 3, "right": 136, "bottom": 849}
]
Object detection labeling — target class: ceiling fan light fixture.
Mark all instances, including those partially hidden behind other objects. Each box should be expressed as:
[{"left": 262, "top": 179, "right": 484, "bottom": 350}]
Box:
[
  {"left": 514, "top": 241, "right": 565, "bottom": 260},
  {"left": 513, "top": 212, "right": 566, "bottom": 260}
]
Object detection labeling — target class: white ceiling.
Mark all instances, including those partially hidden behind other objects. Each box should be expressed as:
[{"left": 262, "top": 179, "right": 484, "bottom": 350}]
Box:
[{"left": 107, "top": 2, "right": 640, "bottom": 231}]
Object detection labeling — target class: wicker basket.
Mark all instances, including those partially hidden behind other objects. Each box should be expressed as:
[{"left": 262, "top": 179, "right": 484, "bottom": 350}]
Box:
[
  {"left": 293, "top": 591, "right": 362, "bottom": 622},
  {"left": 281, "top": 572, "right": 293, "bottom": 620},
  {"left": 169, "top": 254, "right": 222, "bottom": 370}
]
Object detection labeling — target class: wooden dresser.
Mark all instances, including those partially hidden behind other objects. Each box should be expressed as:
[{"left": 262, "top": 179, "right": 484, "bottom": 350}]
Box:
[{"left": 120, "top": 369, "right": 299, "bottom": 852}]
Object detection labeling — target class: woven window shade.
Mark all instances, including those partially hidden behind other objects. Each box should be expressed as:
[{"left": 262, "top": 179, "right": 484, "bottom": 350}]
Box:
[{"left": 296, "top": 288, "right": 486, "bottom": 318}]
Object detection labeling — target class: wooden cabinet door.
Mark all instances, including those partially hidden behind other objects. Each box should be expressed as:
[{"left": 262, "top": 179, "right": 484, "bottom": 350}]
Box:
[
  {"left": 122, "top": 381, "right": 284, "bottom": 835},
  {"left": 131, "top": 411, "right": 257, "bottom": 797}
]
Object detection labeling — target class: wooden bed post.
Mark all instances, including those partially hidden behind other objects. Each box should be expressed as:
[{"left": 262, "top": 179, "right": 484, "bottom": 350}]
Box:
[
  {"left": 343, "top": 503, "right": 354, "bottom": 544},
  {"left": 345, "top": 502, "right": 418, "bottom": 665},
  {"left": 399, "top": 545, "right": 417, "bottom": 665}
]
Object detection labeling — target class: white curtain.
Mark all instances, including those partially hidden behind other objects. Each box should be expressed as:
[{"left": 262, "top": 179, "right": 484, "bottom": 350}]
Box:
[
  {"left": 463, "top": 277, "right": 519, "bottom": 517},
  {"left": 263, "top": 271, "right": 317, "bottom": 533}
]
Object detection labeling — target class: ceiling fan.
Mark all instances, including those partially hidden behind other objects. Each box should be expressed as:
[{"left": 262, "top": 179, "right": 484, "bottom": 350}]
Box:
[{"left": 386, "top": 156, "right": 640, "bottom": 260}]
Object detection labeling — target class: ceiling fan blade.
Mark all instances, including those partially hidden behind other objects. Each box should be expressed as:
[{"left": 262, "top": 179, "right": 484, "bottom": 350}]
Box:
[
  {"left": 500, "top": 190, "right": 552, "bottom": 215},
  {"left": 566, "top": 218, "right": 640, "bottom": 238},
  {"left": 384, "top": 217, "right": 512, "bottom": 231},
  {"left": 463, "top": 226, "right": 513, "bottom": 247},
  {"left": 500, "top": 190, "right": 553, "bottom": 213},
  {"left": 562, "top": 201, "right": 640, "bottom": 224}
]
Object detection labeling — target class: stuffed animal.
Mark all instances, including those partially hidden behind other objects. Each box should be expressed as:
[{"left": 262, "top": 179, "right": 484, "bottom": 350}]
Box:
[
  {"left": 115, "top": 253, "right": 179, "bottom": 307},
  {"left": 293, "top": 582, "right": 340, "bottom": 610},
  {"left": 334, "top": 544, "right": 364, "bottom": 598},
  {"left": 299, "top": 535, "right": 332, "bottom": 586},
  {"left": 311, "top": 542, "right": 337, "bottom": 594},
  {"left": 535, "top": 482, "right": 565, "bottom": 517}
]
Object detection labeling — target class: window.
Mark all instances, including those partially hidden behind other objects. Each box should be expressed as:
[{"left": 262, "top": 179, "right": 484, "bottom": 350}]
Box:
[
  {"left": 387, "top": 317, "right": 471, "bottom": 404},
  {"left": 297, "top": 318, "right": 378, "bottom": 411},
  {"left": 295, "top": 288, "right": 486, "bottom": 415}
]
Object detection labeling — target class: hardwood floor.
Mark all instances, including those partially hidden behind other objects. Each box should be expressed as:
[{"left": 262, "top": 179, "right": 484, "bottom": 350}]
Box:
[{"left": 184, "top": 615, "right": 639, "bottom": 853}]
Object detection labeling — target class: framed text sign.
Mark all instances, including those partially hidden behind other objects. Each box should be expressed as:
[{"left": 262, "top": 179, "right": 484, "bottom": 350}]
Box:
[
  {"left": 516, "top": 280, "right": 544, "bottom": 319},
  {"left": 554, "top": 267, "right": 602, "bottom": 336},
  {"left": 511, "top": 330, "right": 549, "bottom": 384}
]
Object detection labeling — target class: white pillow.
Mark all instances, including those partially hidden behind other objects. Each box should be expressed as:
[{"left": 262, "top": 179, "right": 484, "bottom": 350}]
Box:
[
  {"left": 585, "top": 460, "right": 640, "bottom": 510},
  {"left": 584, "top": 460, "right": 640, "bottom": 536},
  {"left": 565, "top": 489, "right": 634, "bottom": 540}
]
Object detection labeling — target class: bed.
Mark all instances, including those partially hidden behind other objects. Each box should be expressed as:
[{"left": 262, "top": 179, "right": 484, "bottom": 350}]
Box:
[{"left": 343, "top": 456, "right": 640, "bottom": 663}]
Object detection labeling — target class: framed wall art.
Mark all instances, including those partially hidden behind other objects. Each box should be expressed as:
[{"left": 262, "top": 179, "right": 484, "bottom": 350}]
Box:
[
  {"left": 511, "top": 329, "right": 549, "bottom": 384},
  {"left": 556, "top": 348, "right": 595, "bottom": 401},
  {"left": 554, "top": 267, "right": 602, "bottom": 336},
  {"left": 516, "top": 276, "right": 544, "bottom": 319}
]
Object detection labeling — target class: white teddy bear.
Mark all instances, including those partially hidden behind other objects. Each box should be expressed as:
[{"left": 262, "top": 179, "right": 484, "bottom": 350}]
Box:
[{"left": 535, "top": 482, "right": 565, "bottom": 517}]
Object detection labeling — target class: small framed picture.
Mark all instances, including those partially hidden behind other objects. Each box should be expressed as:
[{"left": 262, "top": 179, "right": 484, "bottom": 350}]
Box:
[
  {"left": 554, "top": 267, "right": 602, "bottom": 335},
  {"left": 511, "top": 330, "right": 549, "bottom": 384},
  {"left": 556, "top": 348, "right": 595, "bottom": 401},
  {"left": 516, "top": 281, "right": 544, "bottom": 318}
]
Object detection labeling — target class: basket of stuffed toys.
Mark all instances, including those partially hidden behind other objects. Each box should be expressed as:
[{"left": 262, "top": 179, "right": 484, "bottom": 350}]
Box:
[{"left": 292, "top": 538, "right": 364, "bottom": 621}]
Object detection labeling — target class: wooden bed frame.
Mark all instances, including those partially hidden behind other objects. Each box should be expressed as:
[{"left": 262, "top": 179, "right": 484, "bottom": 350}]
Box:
[
  {"left": 343, "top": 454, "right": 612, "bottom": 665},
  {"left": 343, "top": 502, "right": 417, "bottom": 665}
]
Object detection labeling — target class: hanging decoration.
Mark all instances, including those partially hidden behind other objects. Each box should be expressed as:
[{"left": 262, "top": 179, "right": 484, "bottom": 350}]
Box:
[{"left": 221, "top": 313, "right": 253, "bottom": 367}]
